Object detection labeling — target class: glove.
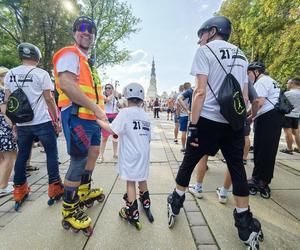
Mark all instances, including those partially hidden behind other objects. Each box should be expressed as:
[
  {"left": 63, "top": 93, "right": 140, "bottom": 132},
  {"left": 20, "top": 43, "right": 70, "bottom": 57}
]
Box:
[{"left": 188, "top": 123, "right": 199, "bottom": 146}]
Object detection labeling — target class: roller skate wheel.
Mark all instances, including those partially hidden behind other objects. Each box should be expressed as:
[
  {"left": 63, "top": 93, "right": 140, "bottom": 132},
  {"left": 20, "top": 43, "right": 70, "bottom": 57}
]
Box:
[
  {"left": 47, "top": 198, "right": 55, "bottom": 206},
  {"left": 249, "top": 188, "right": 257, "bottom": 195},
  {"left": 85, "top": 200, "right": 94, "bottom": 208},
  {"left": 55, "top": 194, "right": 63, "bottom": 201},
  {"left": 82, "top": 226, "right": 93, "bottom": 237},
  {"left": 135, "top": 222, "right": 142, "bottom": 230},
  {"left": 258, "top": 231, "right": 264, "bottom": 242},
  {"left": 260, "top": 192, "right": 270, "bottom": 199},
  {"left": 71, "top": 227, "right": 79, "bottom": 233},
  {"left": 14, "top": 202, "right": 21, "bottom": 212},
  {"left": 61, "top": 220, "right": 71, "bottom": 230},
  {"left": 97, "top": 194, "right": 105, "bottom": 202}
]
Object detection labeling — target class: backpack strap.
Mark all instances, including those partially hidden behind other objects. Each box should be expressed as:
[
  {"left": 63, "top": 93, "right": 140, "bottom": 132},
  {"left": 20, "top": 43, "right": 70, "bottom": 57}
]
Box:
[
  {"left": 20, "top": 68, "right": 36, "bottom": 88},
  {"left": 205, "top": 45, "right": 240, "bottom": 103}
]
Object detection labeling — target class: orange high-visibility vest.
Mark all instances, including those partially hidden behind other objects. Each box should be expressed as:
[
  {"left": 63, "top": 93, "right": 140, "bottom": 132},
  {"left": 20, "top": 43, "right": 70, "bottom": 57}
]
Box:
[{"left": 53, "top": 45, "right": 104, "bottom": 120}]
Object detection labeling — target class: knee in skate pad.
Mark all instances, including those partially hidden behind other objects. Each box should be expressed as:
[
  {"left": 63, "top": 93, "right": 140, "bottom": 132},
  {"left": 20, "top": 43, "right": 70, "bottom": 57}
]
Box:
[{"left": 65, "top": 156, "right": 87, "bottom": 182}]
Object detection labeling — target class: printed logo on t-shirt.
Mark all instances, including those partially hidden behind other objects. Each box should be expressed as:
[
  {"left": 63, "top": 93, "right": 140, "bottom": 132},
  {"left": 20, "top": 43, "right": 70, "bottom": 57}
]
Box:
[{"left": 133, "top": 119, "right": 150, "bottom": 135}]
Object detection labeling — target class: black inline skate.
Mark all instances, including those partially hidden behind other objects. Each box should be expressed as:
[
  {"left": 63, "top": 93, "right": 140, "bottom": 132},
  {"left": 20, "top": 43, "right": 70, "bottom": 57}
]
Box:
[
  {"left": 139, "top": 190, "right": 154, "bottom": 223},
  {"left": 234, "top": 208, "right": 264, "bottom": 250},
  {"left": 119, "top": 194, "right": 142, "bottom": 230},
  {"left": 167, "top": 189, "right": 185, "bottom": 228},
  {"left": 248, "top": 178, "right": 271, "bottom": 199}
]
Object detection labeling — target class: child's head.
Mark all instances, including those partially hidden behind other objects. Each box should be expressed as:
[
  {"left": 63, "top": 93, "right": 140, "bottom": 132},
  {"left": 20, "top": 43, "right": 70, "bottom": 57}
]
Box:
[{"left": 123, "top": 82, "right": 144, "bottom": 106}]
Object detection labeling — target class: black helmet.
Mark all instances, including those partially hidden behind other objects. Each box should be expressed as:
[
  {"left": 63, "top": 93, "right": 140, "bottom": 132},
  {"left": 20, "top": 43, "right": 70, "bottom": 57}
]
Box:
[
  {"left": 18, "top": 42, "right": 42, "bottom": 61},
  {"left": 247, "top": 61, "right": 265, "bottom": 72},
  {"left": 73, "top": 16, "right": 97, "bottom": 35},
  {"left": 197, "top": 16, "right": 231, "bottom": 41}
]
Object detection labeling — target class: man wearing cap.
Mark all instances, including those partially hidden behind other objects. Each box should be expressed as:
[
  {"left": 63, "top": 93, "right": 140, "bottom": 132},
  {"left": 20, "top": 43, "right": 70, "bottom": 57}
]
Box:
[{"left": 53, "top": 16, "right": 106, "bottom": 234}]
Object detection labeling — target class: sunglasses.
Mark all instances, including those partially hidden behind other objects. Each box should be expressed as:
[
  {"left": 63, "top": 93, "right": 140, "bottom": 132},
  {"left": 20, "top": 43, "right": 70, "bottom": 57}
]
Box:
[
  {"left": 105, "top": 87, "right": 112, "bottom": 90},
  {"left": 75, "top": 22, "right": 96, "bottom": 35}
]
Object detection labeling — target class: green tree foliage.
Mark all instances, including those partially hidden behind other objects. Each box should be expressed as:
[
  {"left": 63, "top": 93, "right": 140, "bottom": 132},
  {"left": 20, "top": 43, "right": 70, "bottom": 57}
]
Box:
[
  {"left": 218, "top": 0, "right": 300, "bottom": 86},
  {"left": 0, "top": 0, "right": 78, "bottom": 73},
  {"left": 82, "top": 0, "right": 141, "bottom": 67},
  {"left": 0, "top": 0, "right": 140, "bottom": 72}
]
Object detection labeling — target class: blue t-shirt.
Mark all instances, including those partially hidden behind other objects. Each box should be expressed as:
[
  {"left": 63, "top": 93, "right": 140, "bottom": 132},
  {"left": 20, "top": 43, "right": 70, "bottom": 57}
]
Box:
[{"left": 182, "top": 88, "right": 193, "bottom": 109}]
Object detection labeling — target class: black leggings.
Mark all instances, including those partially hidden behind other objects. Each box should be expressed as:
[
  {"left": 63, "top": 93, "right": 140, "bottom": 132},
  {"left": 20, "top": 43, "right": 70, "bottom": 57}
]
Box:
[
  {"left": 154, "top": 108, "right": 160, "bottom": 118},
  {"left": 252, "top": 109, "right": 284, "bottom": 184},
  {"left": 175, "top": 117, "right": 249, "bottom": 197}
]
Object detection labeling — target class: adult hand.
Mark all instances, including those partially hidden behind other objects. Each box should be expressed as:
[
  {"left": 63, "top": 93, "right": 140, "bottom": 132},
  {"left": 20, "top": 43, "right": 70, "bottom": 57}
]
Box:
[
  {"left": 53, "top": 120, "right": 62, "bottom": 135},
  {"left": 94, "top": 106, "right": 107, "bottom": 121},
  {"left": 188, "top": 123, "right": 199, "bottom": 147}
]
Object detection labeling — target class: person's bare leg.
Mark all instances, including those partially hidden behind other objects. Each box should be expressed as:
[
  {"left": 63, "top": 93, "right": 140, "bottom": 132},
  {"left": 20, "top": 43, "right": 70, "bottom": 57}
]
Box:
[
  {"left": 196, "top": 155, "right": 208, "bottom": 183},
  {"left": 99, "top": 136, "right": 108, "bottom": 160},
  {"left": 0, "top": 151, "right": 16, "bottom": 188},
  {"left": 181, "top": 131, "right": 187, "bottom": 150},
  {"left": 138, "top": 181, "right": 148, "bottom": 193},
  {"left": 243, "top": 136, "right": 250, "bottom": 161},
  {"left": 174, "top": 123, "right": 179, "bottom": 141},
  {"left": 85, "top": 146, "right": 100, "bottom": 171},
  {"left": 292, "top": 128, "right": 300, "bottom": 149},
  {"left": 112, "top": 140, "right": 118, "bottom": 158},
  {"left": 284, "top": 128, "right": 294, "bottom": 150},
  {"left": 127, "top": 181, "right": 136, "bottom": 202},
  {"left": 234, "top": 196, "right": 249, "bottom": 209}
]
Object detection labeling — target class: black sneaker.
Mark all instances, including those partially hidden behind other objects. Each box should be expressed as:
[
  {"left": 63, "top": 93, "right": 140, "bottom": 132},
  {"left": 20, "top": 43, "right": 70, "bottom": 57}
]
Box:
[{"left": 280, "top": 148, "right": 293, "bottom": 155}]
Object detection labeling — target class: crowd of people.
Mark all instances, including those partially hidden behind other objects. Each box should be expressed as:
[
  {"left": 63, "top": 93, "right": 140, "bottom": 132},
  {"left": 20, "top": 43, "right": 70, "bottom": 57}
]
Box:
[{"left": 0, "top": 14, "right": 299, "bottom": 249}]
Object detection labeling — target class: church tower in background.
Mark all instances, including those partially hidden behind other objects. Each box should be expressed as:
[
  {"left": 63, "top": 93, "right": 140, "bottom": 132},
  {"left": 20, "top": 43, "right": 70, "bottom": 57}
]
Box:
[{"left": 146, "top": 58, "right": 158, "bottom": 100}]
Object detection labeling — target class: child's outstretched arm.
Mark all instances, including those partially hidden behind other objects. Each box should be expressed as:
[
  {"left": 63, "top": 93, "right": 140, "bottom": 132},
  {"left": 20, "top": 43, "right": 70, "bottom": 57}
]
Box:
[{"left": 97, "top": 119, "right": 115, "bottom": 135}]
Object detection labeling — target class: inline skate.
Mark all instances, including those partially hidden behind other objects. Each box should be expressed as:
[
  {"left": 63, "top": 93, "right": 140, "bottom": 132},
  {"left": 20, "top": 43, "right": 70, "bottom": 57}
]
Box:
[
  {"left": 119, "top": 194, "right": 142, "bottom": 230},
  {"left": 78, "top": 181, "right": 105, "bottom": 208},
  {"left": 167, "top": 189, "right": 185, "bottom": 228},
  {"left": 47, "top": 180, "right": 64, "bottom": 206},
  {"left": 14, "top": 182, "right": 30, "bottom": 211},
  {"left": 234, "top": 208, "right": 264, "bottom": 250},
  {"left": 139, "top": 190, "right": 154, "bottom": 222},
  {"left": 248, "top": 178, "right": 271, "bottom": 199},
  {"left": 61, "top": 197, "right": 93, "bottom": 237}
]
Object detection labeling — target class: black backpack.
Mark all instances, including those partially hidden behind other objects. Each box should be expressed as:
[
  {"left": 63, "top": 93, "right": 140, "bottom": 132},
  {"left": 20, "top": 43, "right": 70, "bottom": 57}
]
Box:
[
  {"left": 206, "top": 45, "right": 246, "bottom": 131},
  {"left": 267, "top": 90, "right": 294, "bottom": 115},
  {"left": 6, "top": 68, "right": 37, "bottom": 123}
]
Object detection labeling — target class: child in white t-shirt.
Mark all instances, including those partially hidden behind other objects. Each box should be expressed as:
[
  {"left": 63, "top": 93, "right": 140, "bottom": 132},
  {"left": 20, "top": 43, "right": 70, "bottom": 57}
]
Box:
[{"left": 97, "top": 82, "right": 153, "bottom": 230}]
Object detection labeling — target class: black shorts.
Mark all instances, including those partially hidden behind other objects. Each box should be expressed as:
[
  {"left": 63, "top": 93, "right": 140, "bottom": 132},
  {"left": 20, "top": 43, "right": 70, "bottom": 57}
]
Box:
[
  {"left": 175, "top": 117, "right": 249, "bottom": 197},
  {"left": 244, "top": 121, "right": 251, "bottom": 136},
  {"left": 283, "top": 116, "right": 299, "bottom": 129},
  {"left": 167, "top": 108, "right": 172, "bottom": 113}
]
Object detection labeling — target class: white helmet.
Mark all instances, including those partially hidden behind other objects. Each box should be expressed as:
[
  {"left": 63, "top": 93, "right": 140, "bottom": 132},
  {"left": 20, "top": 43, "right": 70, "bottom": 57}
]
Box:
[{"left": 123, "top": 82, "right": 145, "bottom": 101}]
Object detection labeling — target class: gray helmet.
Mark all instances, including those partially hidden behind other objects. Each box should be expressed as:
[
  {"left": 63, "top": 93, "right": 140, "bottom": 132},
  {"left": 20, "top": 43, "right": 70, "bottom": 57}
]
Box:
[
  {"left": 18, "top": 42, "right": 42, "bottom": 61},
  {"left": 197, "top": 16, "right": 231, "bottom": 41},
  {"left": 247, "top": 61, "right": 265, "bottom": 72},
  {"left": 123, "top": 82, "right": 145, "bottom": 101}
]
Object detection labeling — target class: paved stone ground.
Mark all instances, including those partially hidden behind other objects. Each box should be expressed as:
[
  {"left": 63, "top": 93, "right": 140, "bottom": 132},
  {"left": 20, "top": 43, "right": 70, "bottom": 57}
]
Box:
[{"left": 0, "top": 112, "right": 299, "bottom": 249}]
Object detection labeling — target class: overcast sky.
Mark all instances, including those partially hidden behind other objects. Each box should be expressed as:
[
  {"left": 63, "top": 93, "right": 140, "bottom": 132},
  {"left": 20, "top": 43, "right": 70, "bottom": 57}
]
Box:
[{"left": 102, "top": 0, "right": 223, "bottom": 95}]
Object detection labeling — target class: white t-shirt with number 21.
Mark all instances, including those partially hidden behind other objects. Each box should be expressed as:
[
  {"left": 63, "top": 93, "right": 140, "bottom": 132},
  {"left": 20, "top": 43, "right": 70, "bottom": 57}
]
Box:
[{"left": 110, "top": 106, "right": 151, "bottom": 181}]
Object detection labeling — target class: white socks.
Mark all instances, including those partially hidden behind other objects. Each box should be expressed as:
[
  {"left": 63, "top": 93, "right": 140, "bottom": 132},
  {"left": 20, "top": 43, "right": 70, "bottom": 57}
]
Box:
[
  {"left": 176, "top": 188, "right": 185, "bottom": 196},
  {"left": 195, "top": 182, "right": 202, "bottom": 191},
  {"left": 236, "top": 207, "right": 248, "bottom": 213},
  {"left": 220, "top": 186, "right": 228, "bottom": 196}
]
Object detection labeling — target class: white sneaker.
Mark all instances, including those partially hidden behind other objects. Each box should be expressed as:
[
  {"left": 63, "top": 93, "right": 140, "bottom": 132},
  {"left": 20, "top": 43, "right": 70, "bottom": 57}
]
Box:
[
  {"left": 0, "top": 182, "right": 14, "bottom": 197},
  {"left": 216, "top": 187, "right": 227, "bottom": 204},
  {"left": 188, "top": 184, "right": 203, "bottom": 199}
]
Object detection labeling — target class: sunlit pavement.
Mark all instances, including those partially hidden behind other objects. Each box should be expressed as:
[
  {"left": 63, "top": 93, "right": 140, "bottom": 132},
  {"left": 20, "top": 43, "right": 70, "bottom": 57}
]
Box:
[{"left": 0, "top": 111, "right": 299, "bottom": 249}]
